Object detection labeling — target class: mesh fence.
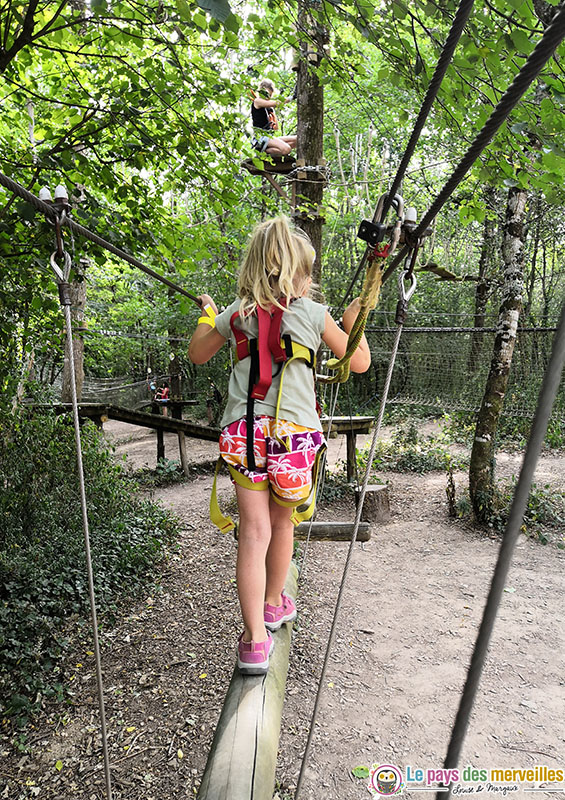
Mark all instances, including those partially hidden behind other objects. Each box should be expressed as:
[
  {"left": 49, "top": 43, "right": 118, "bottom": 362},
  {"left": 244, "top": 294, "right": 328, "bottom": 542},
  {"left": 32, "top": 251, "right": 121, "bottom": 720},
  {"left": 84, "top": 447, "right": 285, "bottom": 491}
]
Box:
[
  {"left": 353, "top": 311, "right": 564, "bottom": 420},
  {"left": 79, "top": 376, "right": 169, "bottom": 410}
]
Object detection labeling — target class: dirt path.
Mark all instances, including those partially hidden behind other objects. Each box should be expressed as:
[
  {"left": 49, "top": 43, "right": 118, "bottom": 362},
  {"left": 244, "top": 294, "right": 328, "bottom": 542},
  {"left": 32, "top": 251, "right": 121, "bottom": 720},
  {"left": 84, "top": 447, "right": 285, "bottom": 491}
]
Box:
[{"left": 1, "top": 420, "right": 564, "bottom": 800}]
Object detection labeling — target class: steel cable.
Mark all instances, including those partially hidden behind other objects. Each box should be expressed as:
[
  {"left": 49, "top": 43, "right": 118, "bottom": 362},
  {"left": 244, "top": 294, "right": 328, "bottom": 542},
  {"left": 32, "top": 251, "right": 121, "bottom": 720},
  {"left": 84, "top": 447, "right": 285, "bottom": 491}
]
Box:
[
  {"left": 0, "top": 171, "right": 202, "bottom": 306},
  {"left": 412, "top": 2, "right": 565, "bottom": 240},
  {"left": 380, "top": 0, "right": 476, "bottom": 221},
  {"left": 295, "top": 285, "right": 412, "bottom": 799}
]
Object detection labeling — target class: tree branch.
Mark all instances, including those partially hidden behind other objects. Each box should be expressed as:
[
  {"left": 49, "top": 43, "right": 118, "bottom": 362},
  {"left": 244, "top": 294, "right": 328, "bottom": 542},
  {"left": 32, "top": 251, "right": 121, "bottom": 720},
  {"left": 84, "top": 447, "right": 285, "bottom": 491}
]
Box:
[{"left": 0, "top": 0, "right": 40, "bottom": 72}]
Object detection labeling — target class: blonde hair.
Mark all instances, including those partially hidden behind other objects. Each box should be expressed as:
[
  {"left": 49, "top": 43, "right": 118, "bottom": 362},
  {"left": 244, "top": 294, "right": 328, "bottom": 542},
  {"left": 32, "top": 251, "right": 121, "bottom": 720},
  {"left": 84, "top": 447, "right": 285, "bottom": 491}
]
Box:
[
  {"left": 238, "top": 216, "right": 315, "bottom": 318},
  {"left": 258, "top": 78, "right": 275, "bottom": 94}
]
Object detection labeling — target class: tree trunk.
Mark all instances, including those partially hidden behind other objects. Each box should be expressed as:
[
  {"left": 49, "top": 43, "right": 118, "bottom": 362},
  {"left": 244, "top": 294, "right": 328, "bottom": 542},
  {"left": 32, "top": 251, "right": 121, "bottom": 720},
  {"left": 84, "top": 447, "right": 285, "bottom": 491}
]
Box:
[
  {"left": 295, "top": 0, "right": 326, "bottom": 291},
  {"left": 523, "top": 193, "right": 542, "bottom": 323},
  {"left": 469, "top": 187, "right": 528, "bottom": 522},
  {"left": 61, "top": 257, "right": 87, "bottom": 402},
  {"left": 468, "top": 187, "right": 497, "bottom": 371}
]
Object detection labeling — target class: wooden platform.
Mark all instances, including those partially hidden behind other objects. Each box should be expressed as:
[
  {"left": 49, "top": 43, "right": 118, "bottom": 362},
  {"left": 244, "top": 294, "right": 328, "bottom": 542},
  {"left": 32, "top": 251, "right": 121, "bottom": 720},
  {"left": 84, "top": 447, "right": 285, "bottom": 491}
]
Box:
[
  {"left": 32, "top": 405, "right": 373, "bottom": 478},
  {"left": 320, "top": 416, "right": 373, "bottom": 481},
  {"left": 35, "top": 403, "right": 221, "bottom": 441},
  {"left": 242, "top": 155, "right": 296, "bottom": 175}
]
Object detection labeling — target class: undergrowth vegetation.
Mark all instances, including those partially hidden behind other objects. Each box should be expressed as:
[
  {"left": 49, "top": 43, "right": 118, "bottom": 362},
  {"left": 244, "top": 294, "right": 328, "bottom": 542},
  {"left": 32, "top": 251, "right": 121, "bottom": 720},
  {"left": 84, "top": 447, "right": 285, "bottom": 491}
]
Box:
[
  {"left": 456, "top": 480, "right": 565, "bottom": 546},
  {"left": 360, "top": 421, "right": 468, "bottom": 475},
  {"left": 0, "top": 413, "right": 178, "bottom": 726}
]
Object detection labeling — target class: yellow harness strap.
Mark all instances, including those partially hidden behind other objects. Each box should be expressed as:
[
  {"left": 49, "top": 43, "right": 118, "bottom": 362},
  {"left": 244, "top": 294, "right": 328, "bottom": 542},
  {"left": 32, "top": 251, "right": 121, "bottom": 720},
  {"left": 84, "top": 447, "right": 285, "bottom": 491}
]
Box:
[{"left": 210, "top": 457, "right": 268, "bottom": 534}]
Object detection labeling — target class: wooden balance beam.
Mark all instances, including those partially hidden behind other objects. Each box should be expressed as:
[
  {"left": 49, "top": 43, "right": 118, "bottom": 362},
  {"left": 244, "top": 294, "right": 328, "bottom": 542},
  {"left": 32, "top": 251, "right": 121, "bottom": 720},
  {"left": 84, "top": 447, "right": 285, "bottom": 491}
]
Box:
[
  {"left": 197, "top": 562, "right": 298, "bottom": 800},
  {"left": 294, "top": 520, "right": 371, "bottom": 541}
]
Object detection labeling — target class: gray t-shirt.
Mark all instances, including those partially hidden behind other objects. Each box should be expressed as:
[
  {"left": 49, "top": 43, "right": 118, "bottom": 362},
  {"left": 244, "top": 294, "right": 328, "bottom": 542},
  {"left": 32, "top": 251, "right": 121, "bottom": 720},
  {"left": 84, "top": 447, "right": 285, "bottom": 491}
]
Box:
[{"left": 215, "top": 297, "right": 326, "bottom": 430}]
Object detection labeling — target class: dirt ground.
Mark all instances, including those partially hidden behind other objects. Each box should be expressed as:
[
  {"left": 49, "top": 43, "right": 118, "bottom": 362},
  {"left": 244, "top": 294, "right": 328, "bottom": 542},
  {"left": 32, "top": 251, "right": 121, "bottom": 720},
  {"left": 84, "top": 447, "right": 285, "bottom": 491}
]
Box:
[{"left": 1, "top": 419, "right": 564, "bottom": 800}]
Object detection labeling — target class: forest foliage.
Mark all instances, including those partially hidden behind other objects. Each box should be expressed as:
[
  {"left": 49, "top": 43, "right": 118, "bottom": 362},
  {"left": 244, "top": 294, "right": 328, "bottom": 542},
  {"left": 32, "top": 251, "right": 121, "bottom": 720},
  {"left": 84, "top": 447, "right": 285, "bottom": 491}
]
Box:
[
  {"left": 1, "top": 0, "right": 564, "bottom": 408},
  {"left": 0, "top": 0, "right": 564, "bottom": 725}
]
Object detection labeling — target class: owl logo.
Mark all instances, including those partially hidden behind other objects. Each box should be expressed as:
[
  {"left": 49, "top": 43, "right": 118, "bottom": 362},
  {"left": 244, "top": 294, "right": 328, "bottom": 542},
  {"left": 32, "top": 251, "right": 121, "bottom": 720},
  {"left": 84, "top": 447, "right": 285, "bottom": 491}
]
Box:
[{"left": 369, "top": 763, "right": 404, "bottom": 796}]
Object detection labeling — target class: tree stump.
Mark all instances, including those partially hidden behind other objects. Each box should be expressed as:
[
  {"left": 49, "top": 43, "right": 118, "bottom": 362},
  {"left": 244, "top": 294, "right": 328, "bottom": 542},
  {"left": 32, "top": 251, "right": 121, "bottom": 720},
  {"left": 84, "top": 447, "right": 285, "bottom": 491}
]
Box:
[{"left": 354, "top": 484, "right": 390, "bottom": 523}]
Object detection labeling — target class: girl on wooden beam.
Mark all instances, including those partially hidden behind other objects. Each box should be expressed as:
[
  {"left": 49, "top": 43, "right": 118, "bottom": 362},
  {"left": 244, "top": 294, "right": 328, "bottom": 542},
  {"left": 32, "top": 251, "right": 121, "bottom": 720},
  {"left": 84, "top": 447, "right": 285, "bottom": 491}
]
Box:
[
  {"left": 251, "top": 78, "right": 297, "bottom": 157},
  {"left": 188, "top": 216, "right": 370, "bottom": 675}
]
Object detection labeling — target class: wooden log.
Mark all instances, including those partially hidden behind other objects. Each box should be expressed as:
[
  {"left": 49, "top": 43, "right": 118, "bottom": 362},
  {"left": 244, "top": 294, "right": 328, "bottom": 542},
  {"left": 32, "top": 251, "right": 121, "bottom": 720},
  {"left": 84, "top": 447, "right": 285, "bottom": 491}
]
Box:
[
  {"left": 294, "top": 521, "right": 371, "bottom": 541},
  {"left": 354, "top": 484, "right": 391, "bottom": 523},
  {"left": 197, "top": 563, "right": 298, "bottom": 800}
]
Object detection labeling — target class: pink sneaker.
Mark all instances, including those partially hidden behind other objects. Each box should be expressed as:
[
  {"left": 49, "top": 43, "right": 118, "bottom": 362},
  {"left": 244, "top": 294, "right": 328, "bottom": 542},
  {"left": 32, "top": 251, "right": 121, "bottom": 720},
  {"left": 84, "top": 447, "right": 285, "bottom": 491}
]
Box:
[
  {"left": 237, "top": 632, "right": 274, "bottom": 675},
  {"left": 264, "top": 593, "right": 297, "bottom": 631}
]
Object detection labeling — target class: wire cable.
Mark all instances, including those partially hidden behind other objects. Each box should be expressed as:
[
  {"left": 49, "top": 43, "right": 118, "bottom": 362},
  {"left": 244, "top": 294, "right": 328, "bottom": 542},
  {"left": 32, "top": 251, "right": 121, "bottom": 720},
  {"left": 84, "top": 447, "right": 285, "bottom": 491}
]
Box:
[
  {"left": 381, "top": 0, "right": 475, "bottom": 220},
  {"left": 0, "top": 171, "right": 202, "bottom": 306},
  {"left": 295, "top": 276, "right": 414, "bottom": 799}
]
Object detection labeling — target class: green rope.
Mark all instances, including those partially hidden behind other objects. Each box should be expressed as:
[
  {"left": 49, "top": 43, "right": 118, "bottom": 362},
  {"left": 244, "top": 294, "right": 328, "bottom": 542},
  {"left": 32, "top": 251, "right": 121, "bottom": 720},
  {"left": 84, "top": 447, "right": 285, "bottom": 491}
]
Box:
[{"left": 319, "top": 252, "right": 385, "bottom": 384}]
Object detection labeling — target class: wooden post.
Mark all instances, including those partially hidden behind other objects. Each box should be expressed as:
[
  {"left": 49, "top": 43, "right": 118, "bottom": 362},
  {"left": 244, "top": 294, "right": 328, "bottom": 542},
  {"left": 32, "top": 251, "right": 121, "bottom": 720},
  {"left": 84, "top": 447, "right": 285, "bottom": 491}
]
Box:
[
  {"left": 177, "top": 431, "right": 190, "bottom": 478},
  {"left": 197, "top": 563, "right": 298, "bottom": 800},
  {"left": 346, "top": 430, "right": 357, "bottom": 482},
  {"left": 354, "top": 485, "right": 391, "bottom": 523},
  {"left": 61, "top": 256, "right": 88, "bottom": 402},
  {"left": 157, "top": 428, "right": 165, "bottom": 462}
]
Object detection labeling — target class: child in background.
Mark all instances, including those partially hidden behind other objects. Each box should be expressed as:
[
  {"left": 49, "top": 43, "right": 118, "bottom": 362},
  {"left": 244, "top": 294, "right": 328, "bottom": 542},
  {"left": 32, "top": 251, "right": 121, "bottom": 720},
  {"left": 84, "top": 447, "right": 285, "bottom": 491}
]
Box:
[
  {"left": 154, "top": 381, "right": 169, "bottom": 416},
  {"left": 188, "top": 216, "right": 370, "bottom": 675},
  {"left": 251, "top": 78, "right": 297, "bottom": 157}
]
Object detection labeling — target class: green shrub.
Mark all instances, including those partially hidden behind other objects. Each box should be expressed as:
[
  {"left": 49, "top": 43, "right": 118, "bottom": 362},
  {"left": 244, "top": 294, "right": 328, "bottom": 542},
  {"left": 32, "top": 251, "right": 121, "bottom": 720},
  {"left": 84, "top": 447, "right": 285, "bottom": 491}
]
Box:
[
  {"left": 0, "top": 412, "right": 178, "bottom": 723},
  {"left": 456, "top": 480, "right": 564, "bottom": 545},
  {"left": 356, "top": 423, "right": 467, "bottom": 475}
]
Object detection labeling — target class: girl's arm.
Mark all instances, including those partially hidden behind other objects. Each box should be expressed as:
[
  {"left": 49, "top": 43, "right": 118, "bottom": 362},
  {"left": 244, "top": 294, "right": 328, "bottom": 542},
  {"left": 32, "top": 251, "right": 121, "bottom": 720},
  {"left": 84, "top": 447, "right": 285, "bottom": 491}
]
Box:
[
  {"left": 253, "top": 97, "right": 281, "bottom": 109},
  {"left": 188, "top": 294, "right": 227, "bottom": 365},
  {"left": 321, "top": 298, "right": 371, "bottom": 373}
]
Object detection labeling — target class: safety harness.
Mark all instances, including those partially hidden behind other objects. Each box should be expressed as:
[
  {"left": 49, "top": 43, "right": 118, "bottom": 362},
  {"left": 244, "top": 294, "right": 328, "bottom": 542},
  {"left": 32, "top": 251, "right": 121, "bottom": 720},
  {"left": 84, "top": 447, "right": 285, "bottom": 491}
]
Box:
[{"left": 209, "top": 301, "right": 326, "bottom": 534}]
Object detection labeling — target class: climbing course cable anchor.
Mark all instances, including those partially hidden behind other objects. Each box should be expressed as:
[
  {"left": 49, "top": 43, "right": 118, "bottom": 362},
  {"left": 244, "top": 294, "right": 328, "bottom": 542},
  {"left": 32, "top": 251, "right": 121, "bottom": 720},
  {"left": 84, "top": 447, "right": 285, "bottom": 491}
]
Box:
[{"left": 50, "top": 250, "right": 72, "bottom": 283}]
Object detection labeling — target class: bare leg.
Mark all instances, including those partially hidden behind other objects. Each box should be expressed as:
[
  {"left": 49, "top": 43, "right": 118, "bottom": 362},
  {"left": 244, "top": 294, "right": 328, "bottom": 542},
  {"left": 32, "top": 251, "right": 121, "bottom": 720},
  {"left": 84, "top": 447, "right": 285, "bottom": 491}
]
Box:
[
  {"left": 265, "top": 136, "right": 295, "bottom": 157},
  {"left": 235, "top": 484, "right": 271, "bottom": 643},
  {"left": 265, "top": 496, "right": 294, "bottom": 607},
  {"left": 280, "top": 135, "right": 297, "bottom": 147}
]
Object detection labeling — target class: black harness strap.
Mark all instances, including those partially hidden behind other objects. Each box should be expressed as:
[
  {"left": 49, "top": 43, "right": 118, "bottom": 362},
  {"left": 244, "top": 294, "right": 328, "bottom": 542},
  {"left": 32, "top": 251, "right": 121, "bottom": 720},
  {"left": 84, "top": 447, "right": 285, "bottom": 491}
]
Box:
[{"left": 246, "top": 339, "right": 259, "bottom": 471}]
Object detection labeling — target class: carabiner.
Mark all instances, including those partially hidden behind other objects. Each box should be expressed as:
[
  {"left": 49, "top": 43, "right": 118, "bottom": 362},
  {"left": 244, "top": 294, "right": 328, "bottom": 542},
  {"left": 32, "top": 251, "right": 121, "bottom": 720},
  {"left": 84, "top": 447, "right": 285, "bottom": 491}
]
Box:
[{"left": 374, "top": 192, "right": 404, "bottom": 224}]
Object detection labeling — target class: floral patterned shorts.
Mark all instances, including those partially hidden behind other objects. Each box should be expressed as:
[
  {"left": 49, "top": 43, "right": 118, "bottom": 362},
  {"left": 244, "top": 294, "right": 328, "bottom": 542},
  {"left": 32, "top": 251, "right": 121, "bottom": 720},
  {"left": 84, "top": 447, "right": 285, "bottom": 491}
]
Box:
[{"left": 219, "top": 416, "right": 325, "bottom": 503}]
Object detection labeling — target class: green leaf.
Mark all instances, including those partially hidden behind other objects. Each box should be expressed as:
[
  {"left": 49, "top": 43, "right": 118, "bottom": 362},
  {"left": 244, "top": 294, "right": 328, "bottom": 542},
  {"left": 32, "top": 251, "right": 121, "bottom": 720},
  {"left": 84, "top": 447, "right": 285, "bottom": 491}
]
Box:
[
  {"left": 352, "top": 765, "right": 370, "bottom": 779},
  {"left": 175, "top": 0, "right": 191, "bottom": 20},
  {"left": 510, "top": 29, "right": 532, "bottom": 54},
  {"left": 223, "top": 13, "right": 241, "bottom": 33},
  {"left": 55, "top": 760, "right": 63, "bottom": 772},
  {"left": 510, "top": 122, "right": 527, "bottom": 135},
  {"left": 541, "top": 151, "right": 565, "bottom": 174},
  {"left": 196, "top": 0, "right": 232, "bottom": 23}
]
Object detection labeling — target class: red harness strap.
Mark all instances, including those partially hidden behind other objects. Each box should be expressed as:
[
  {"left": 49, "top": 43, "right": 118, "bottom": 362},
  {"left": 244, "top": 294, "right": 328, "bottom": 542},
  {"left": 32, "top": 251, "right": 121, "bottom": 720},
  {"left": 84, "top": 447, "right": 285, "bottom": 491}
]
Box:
[{"left": 230, "top": 302, "right": 288, "bottom": 400}]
